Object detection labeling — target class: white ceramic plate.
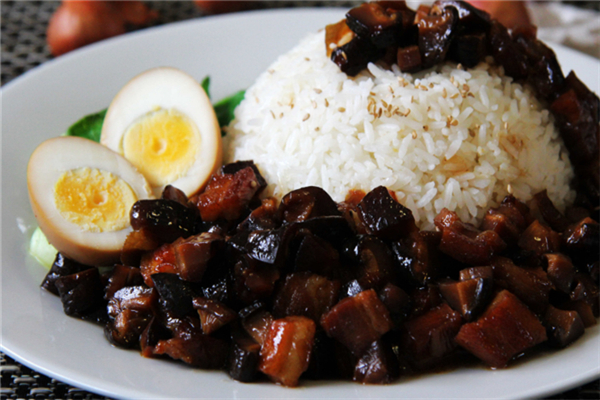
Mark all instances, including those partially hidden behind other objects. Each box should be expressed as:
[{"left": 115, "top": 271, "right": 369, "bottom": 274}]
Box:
[{"left": 2, "top": 8, "right": 599, "bottom": 400}]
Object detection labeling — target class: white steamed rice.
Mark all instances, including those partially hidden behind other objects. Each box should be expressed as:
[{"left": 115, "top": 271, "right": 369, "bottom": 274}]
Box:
[{"left": 224, "top": 30, "right": 575, "bottom": 230}]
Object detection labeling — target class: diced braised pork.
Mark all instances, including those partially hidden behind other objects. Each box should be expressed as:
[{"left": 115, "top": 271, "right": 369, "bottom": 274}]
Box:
[{"left": 455, "top": 290, "right": 547, "bottom": 368}]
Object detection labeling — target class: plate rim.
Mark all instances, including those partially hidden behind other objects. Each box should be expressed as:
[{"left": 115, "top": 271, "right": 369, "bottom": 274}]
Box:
[{"left": 1, "top": 7, "right": 599, "bottom": 400}]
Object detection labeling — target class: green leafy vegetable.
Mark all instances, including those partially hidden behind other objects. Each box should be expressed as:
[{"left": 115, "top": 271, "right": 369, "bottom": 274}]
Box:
[
  {"left": 201, "top": 76, "right": 211, "bottom": 100},
  {"left": 214, "top": 90, "right": 246, "bottom": 133},
  {"left": 29, "top": 227, "right": 57, "bottom": 270},
  {"left": 64, "top": 108, "right": 107, "bottom": 143}
]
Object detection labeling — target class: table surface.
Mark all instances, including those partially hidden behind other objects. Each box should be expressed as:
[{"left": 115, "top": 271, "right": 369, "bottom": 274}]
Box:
[{"left": 2, "top": 1, "right": 599, "bottom": 399}]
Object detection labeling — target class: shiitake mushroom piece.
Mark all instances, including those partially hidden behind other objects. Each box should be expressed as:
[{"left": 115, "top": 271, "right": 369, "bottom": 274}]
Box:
[
  {"left": 353, "top": 338, "right": 400, "bottom": 384},
  {"left": 105, "top": 285, "right": 157, "bottom": 349},
  {"left": 151, "top": 272, "right": 198, "bottom": 318},
  {"left": 433, "top": 0, "right": 491, "bottom": 33},
  {"left": 272, "top": 272, "right": 341, "bottom": 322},
  {"left": 331, "top": 35, "right": 386, "bottom": 77},
  {"left": 228, "top": 328, "right": 261, "bottom": 382},
  {"left": 438, "top": 277, "right": 492, "bottom": 321},
  {"left": 357, "top": 186, "right": 418, "bottom": 241},
  {"left": 130, "top": 198, "right": 197, "bottom": 244},
  {"left": 543, "top": 305, "right": 585, "bottom": 348},
  {"left": 41, "top": 252, "right": 93, "bottom": 295},
  {"left": 345, "top": 1, "right": 407, "bottom": 48},
  {"left": 278, "top": 186, "right": 340, "bottom": 224},
  {"left": 54, "top": 267, "right": 107, "bottom": 321},
  {"left": 417, "top": 6, "right": 458, "bottom": 68}
]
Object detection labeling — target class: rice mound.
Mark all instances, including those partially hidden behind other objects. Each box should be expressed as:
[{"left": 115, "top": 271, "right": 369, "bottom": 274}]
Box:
[{"left": 224, "top": 31, "right": 575, "bottom": 229}]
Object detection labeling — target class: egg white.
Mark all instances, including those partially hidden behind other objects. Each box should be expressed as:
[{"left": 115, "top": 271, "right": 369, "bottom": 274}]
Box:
[
  {"left": 100, "top": 67, "right": 222, "bottom": 197},
  {"left": 27, "top": 136, "right": 153, "bottom": 266}
]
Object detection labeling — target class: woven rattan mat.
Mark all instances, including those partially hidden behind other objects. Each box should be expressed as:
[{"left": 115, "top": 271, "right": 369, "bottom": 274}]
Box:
[{"left": 2, "top": 1, "right": 599, "bottom": 399}]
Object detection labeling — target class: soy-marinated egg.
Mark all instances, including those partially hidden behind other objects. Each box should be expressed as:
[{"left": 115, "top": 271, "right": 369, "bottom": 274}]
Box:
[
  {"left": 100, "top": 67, "right": 222, "bottom": 197},
  {"left": 27, "top": 136, "right": 153, "bottom": 266}
]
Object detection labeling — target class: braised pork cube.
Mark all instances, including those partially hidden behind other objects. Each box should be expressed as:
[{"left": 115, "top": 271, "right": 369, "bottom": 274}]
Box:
[
  {"left": 543, "top": 305, "right": 585, "bottom": 348},
  {"left": 543, "top": 253, "right": 576, "bottom": 294},
  {"left": 104, "top": 265, "right": 144, "bottom": 300},
  {"left": 41, "top": 252, "right": 93, "bottom": 295},
  {"left": 192, "top": 297, "right": 236, "bottom": 335},
  {"left": 331, "top": 35, "right": 386, "bottom": 77},
  {"left": 325, "top": 19, "right": 355, "bottom": 58},
  {"left": 151, "top": 273, "right": 197, "bottom": 318},
  {"left": 105, "top": 286, "right": 157, "bottom": 349},
  {"left": 273, "top": 272, "right": 341, "bottom": 322},
  {"left": 221, "top": 160, "right": 267, "bottom": 192},
  {"left": 171, "top": 232, "right": 224, "bottom": 282},
  {"left": 278, "top": 186, "right": 340, "bottom": 224},
  {"left": 459, "top": 266, "right": 493, "bottom": 281},
  {"left": 397, "top": 45, "right": 422, "bottom": 72},
  {"left": 121, "top": 228, "right": 162, "bottom": 267},
  {"left": 140, "top": 243, "right": 178, "bottom": 287},
  {"left": 491, "top": 256, "right": 552, "bottom": 314},
  {"left": 562, "top": 217, "right": 599, "bottom": 265},
  {"left": 345, "top": 1, "right": 406, "bottom": 48},
  {"left": 391, "top": 230, "right": 442, "bottom": 285},
  {"left": 55, "top": 268, "right": 106, "bottom": 319},
  {"left": 321, "top": 289, "right": 393, "bottom": 356},
  {"left": 130, "top": 199, "right": 196, "bottom": 243},
  {"left": 402, "top": 303, "right": 463, "bottom": 369},
  {"left": 346, "top": 235, "right": 397, "bottom": 290},
  {"left": 259, "top": 316, "right": 316, "bottom": 387},
  {"left": 417, "top": 7, "right": 457, "bottom": 68},
  {"left": 195, "top": 166, "right": 264, "bottom": 222},
  {"left": 229, "top": 329, "right": 261, "bottom": 382},
  {"left": 353, "top": 339, "right": 400, "bottom": 384},
  {"left": 439, "top": 278, "right": 492, "bottom": 321},
  {"left": 518, "top": 220, "right": 561, "bottom": 257},
  {"left": 455, "top": 290, "right": 547, "bottom": 368},
  {"left": 153, "top": 332, "right": 229, "bottom": 369},
  {"left": 434, "top": 208, "right": 506, "bottom": 265},
  {"left": 357, "top": 186, "right": 418, "bottom": 241}
]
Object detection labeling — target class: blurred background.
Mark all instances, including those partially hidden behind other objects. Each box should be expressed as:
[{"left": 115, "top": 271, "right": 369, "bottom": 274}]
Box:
[
  {"left": 2, "top": 1, "right": 599, "bottom": 86},
  {"left": 1, "top": 1, "right": 599, "bottom": 399}
]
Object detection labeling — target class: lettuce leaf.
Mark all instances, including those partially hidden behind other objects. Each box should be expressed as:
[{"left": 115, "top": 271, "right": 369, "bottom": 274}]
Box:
[
  {"left": 214, "top": 89, "right": 246, "bottom": 132},
  {"left": 64, "top": 108, "right": 107, "bottom": 143}
]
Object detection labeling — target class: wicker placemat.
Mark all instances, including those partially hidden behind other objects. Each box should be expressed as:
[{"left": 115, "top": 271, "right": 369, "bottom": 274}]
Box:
[{"left": 2, "top": 1, "right": 599, "bottom": 399}]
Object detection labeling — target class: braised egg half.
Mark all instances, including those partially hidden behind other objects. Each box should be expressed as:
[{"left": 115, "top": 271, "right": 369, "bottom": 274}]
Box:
[
  {"left": 101, "top": 67, "right": 222, "bottom": 197},
  {"left": 27, "top": 136, "right": 153, "bottom": 266}
]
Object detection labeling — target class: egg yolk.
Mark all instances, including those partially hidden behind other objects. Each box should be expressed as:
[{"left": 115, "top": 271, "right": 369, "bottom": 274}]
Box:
[
  {"left": 54, "top": 167, "right": 137, "bottom": 232},
  {"left": 121, "top": 108, "right": 200, "bottom": 187}
]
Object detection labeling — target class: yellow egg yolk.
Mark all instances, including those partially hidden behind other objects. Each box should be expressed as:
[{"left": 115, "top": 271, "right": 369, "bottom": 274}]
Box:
[
  {"left": 54, "top": 167, "right": 137, "bottom": 232},
  {"left": 121, "top": 108, "right": 200, "bottom": 187}
]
